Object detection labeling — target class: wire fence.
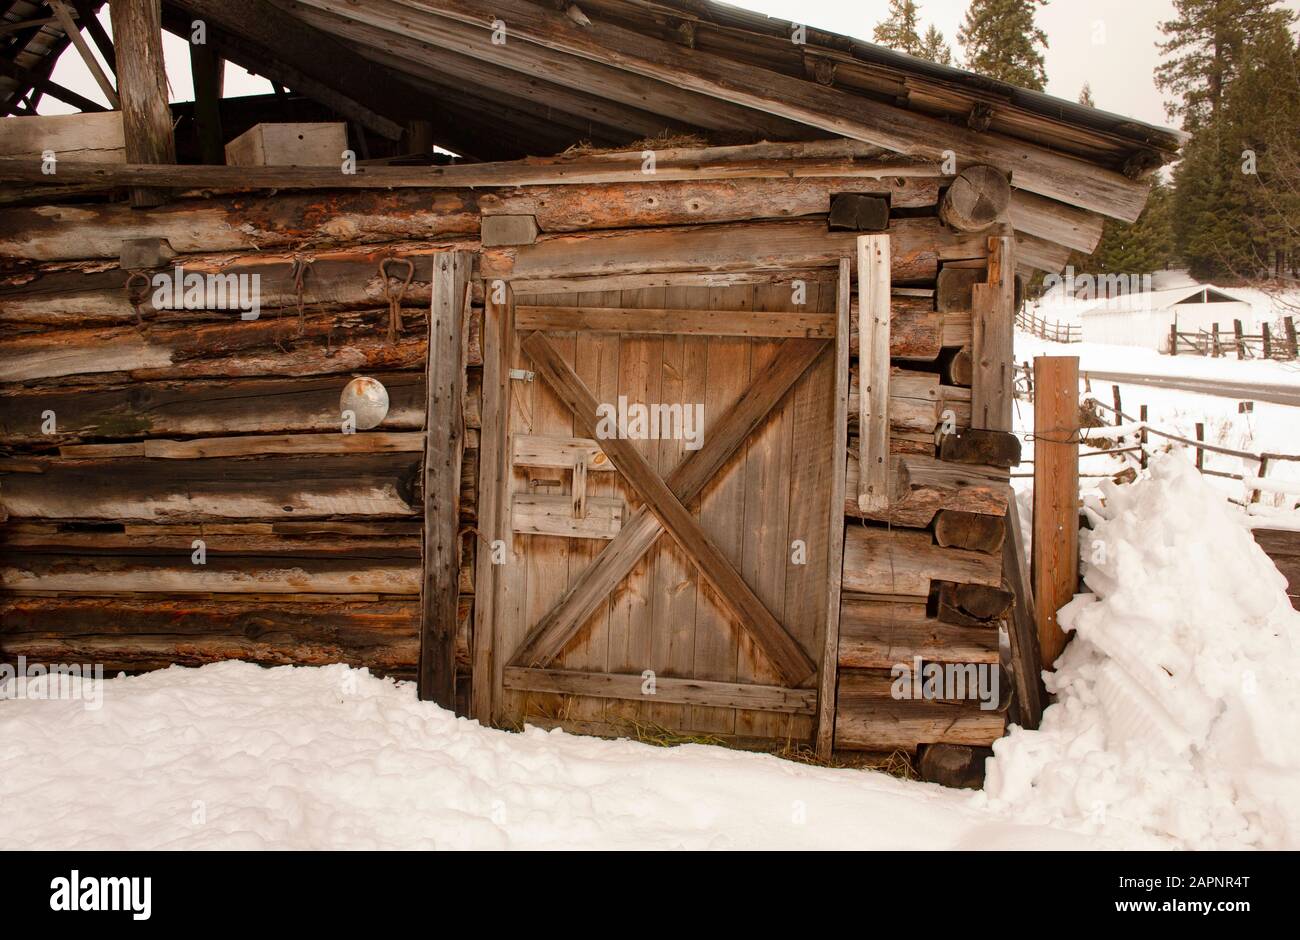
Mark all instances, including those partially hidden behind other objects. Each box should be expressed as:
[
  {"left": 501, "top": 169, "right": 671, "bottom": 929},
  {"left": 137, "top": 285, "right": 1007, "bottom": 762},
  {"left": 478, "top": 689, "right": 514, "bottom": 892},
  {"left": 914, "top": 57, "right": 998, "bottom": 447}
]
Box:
[{"left": 1012, "top": 362, "right": 1300, "bottom": 504}]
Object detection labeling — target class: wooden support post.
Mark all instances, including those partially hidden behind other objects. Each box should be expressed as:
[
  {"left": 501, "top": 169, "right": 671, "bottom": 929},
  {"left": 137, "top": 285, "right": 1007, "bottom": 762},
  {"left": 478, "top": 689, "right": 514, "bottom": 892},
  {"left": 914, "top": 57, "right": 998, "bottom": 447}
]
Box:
[
  {"left": 1285, "top": 316, "right": 1298, "bottom": 359},
  {"left": 1234, "top": 320, "right": 1245, "bottom": 360},
  {"left": 1031, "top": 356, "right": 1079, "bottom": 670},
  {"left": 1252, "top": 456, "right": 1270, "bottom": 505},
  {"left": 419, "top": 251, "right": 472, "bottom": 709},
  {"left": 815, "top": 256, "right": 852, "bottom": 759},
  {"left": 1195, "top": 422, "right": 1205, "bottom": 471},
  {"left": 49, "top": 0, "right": 119, "bottom": 107},
  {"left": 1139, "top": 404, "right": 1149, "bottom": 470},
  {"left": 109, "top": 0, "right": 176, "bottom": 208},
  {"left": 856, "top": 233, "right": 891, "bottom": 513},
  {"left": 1262, "top": 323, "right": 1272, "bottom": 360},
  {"left": 972, "top": 235, "right": 1015, "bottom": 431},
  {"left": 1211, "top": 322, "right": 1221, "bottom": 357},
  {"left": 189, "top": 38, "right": 225, "bottom": 166}
]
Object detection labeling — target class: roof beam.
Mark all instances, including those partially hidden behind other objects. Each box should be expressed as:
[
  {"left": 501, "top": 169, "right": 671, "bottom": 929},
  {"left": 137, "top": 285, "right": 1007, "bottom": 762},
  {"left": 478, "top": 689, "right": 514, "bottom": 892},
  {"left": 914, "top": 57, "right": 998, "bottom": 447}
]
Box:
[
  {"left": 282, "top": 0, "right": 699, "bottom": 141},
  {"left": 0, "top": 54, "right": 106, "bottom": 111},
  {"left": 283, "top": 0, "right": 816, "bottom": 142},
  {"left": 163, "top": 0, "right": 437, "bottom": 142},
  {"left": 392, "top": 0, "right": 1151, "bottom": 221},
  {"left": 48, "top": 0, "right": 118, "bottom": 107}
]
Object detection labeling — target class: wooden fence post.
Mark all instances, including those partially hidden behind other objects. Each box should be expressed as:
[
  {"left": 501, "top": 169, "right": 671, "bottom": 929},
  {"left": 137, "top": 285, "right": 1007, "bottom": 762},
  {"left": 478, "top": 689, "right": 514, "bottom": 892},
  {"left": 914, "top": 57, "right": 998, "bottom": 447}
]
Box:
[
  {"left": 1252, "top": 455, "right": 1271, "bottom": 505},
  {"left": 419, "top": 250, "right": 472, "bottom": 709},
  {"left": 1285, "top": 316, "right": 1298, "bottom": 359},
  {"left": 1212, "top": 322, "right": 1221, "bottom": 357},
  {"left": 1195, "top": 422, "right": 1205, "bottom": 471},
  {"left": 1139, "top": 404, "right": 1149, "bottom": 470},
  {"left": 1032, "top": 356, "right": 1079, "bottom": 670},
  {"left": 1111, "top": 384, "right": 1123, "bottom": 426},
  {"left": 1169, "top": 323, "right": 1178, "bottom": 355},
  {"left": 1262, "top": 323, "right": 1273, "bottom": 359}
]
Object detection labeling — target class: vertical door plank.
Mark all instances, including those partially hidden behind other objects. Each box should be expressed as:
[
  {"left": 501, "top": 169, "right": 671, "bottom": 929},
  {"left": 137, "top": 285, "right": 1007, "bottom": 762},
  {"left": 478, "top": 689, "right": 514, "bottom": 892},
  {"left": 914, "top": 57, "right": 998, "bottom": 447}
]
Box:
[
  {"left": 690, "top": 285, "right": 753, "bottom": 734},
  {"left": 815, "top": 262, "right": 852, "bottom": 757}
]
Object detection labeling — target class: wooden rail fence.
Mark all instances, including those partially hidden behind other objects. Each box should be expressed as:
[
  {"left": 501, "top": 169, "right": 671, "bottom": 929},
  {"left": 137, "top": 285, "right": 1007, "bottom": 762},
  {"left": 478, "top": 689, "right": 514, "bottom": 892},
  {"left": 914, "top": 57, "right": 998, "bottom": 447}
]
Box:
[
  {"left": 1016, "top": 309, "right": 1081, "bottom": 344},
  {"left": 1169, "top": 316, "right": 1299, "bottom": 361}
]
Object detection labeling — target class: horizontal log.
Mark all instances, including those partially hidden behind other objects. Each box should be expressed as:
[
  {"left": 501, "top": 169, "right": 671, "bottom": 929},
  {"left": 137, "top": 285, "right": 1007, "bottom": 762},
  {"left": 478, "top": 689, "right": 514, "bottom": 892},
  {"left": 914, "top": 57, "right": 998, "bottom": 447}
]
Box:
[
  {"left": 0, "top": 312, "right": 435, "bottom": 384},
  {"left": 1, "top": 371, "right": 425, "bottom": 446},
  {"left": 483, "top": 175, "right": 939, "bottom": 234},
  {"left": 0, "top": 453, "right": 420, "bottom": 521},
  {"left": 938, "top": 428, "right": 1022, "bottom": 468},
  {"left": 0, "top": 151, "right": 942, "bottom": 191},
  {"left": 502, "top": 666, "right": 817, "bottom": 714},
  {"left": 515, "top": 304, "right": 835, "bottom": 338},
  {"left": 0, "top": 239, "right": 476, "bottom": 326},
  {"left": 849, "top": 294, "right": 943, "bottom": 361},
  {"left": 482, "top": 218, "right": 987, "bottom": 284},
  {"left": 0, "top": 594, "right": 472, "bottom": 676},
  {"left": 837, "top": 669, "right": 1003, "bottom": 707},
  {"left": 833, "top": 696, "right": 1006, "bottom": 751},
  {"left": 60, "top": 432, "right": 427, "bottom": 460},
  {"left": 933, "top": 509, "right": 1006, "bottom": 553},
  {"left": 841, "top": 526, "right": 1003, "bottom": 597},
  {"left": 0, "top": 552, "right": 420, "bottom": 595},
  {"left": 838, "top": 596, "right": 1000, "bottom": 668},
  {"left": 0, "top": 189, "right": 480, "bottom": 262},
  {"left": 935, "top": 581, "right": 1015, "bottom": 626},
  {"left": 845, "top": 454, "right": 1009, "bottom": 527}
]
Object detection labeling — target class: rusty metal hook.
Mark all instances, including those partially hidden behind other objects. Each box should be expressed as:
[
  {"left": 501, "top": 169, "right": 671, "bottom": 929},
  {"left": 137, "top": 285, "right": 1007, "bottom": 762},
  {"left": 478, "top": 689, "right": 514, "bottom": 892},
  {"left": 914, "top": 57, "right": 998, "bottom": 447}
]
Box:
[
  {"left": 290, "top": 255, "right": 314, "bottom": 334},
  {"left": 379, "top": 256, "right": 415, "bottom": 344},
  {"left": 124, "top": 271, "right": 151, "bottom": 330}
]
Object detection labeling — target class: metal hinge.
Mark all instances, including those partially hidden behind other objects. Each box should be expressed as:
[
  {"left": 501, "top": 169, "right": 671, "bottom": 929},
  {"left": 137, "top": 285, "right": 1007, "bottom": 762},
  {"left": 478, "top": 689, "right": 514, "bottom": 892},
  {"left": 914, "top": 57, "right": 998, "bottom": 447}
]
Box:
[{"left": 509, "top": 369, "right": 535, "bottom": 382}]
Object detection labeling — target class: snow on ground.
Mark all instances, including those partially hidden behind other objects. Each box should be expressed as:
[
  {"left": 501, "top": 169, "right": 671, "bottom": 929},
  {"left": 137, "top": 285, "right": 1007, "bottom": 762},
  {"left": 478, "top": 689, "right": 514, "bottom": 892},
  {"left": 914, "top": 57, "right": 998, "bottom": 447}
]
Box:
[
  {"left": 979, "top": 457, "right": 1300, "bottom": 849},
  {"left": 0, "top": 660, "right": 1108, "bottom": 851}
]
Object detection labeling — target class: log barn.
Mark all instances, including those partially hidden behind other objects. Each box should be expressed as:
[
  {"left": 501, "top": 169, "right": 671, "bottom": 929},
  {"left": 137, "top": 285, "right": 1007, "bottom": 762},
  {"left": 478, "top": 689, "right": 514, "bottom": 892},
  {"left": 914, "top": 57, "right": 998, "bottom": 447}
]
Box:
[{"left": 0, "top": 0, "right": 1182, "bottom": 763}]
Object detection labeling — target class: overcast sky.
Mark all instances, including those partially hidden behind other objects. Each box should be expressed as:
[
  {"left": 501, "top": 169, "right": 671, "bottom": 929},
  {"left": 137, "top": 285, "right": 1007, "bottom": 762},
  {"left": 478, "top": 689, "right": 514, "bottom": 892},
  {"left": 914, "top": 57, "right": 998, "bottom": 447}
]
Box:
[{"left": 38, "top": 0, "right": 1300, "bottom": 131}]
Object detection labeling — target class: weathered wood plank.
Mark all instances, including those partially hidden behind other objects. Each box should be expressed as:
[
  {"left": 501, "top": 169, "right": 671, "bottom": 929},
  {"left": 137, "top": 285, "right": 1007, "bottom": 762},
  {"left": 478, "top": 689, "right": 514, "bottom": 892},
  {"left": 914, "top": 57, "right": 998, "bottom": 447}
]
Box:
[
  {"left": 418, "top": 251, "right": 471, "bottom": 707},
  {"left": 971, "top": 236, "right": 1016, "bottom": 431},
  {"left": 857, "top": 234, "right": 892, "bottom": 514},
  {"left": 515, "top": 304, "right": 835, "bottom": 338},
  {"left": 502, "top": 667, "right": 817, "bottom": 714}
]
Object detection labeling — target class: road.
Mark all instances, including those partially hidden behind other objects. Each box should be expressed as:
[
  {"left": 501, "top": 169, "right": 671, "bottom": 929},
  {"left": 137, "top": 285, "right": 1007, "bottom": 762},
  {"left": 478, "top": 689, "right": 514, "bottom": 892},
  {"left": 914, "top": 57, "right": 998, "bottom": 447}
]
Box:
[{"left": 1080, "top": 370, "right": 1300, "bottom": 408}]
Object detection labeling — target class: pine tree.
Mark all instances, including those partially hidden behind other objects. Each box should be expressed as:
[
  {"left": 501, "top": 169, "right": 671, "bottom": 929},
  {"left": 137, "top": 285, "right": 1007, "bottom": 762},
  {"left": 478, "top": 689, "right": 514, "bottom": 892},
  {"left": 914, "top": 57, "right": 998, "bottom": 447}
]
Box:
[
  {"left": 1157, "top": 0, "right": 1299, "bottom": 280},
  {"left": 957, "top": 0, "right": 1049, "bottom": 90},
  {"left": 919, "top": 25, "right": 955, "bottom": 65},
  {"left": 1078, "top": 82, "right": 1095, "bottom": 107},
  {"left": 874, "top": 0, "right": 923, "bottom": 55},
  {"left": 874, "top": 1, "right": 954, "bottom": 65},
  {"left": 1155, "top": 0, "right": 1294, "bottom": 130}
]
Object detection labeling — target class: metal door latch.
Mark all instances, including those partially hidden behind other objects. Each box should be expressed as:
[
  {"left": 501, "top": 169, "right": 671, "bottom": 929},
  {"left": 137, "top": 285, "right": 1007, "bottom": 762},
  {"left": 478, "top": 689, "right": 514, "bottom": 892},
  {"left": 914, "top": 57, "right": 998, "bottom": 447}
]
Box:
[{"left": 509, "top": 369, "right": 535, "bottom": 382}]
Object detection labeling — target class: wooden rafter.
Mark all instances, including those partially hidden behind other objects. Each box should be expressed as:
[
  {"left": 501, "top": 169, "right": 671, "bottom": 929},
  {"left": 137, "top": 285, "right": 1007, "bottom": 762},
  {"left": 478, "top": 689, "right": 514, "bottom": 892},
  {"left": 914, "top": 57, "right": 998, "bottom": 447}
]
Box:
[
  {"left": 47, "top": 0, "right": 117, "bottom": 107},
  {"left": 511, "top": 332, "right": 825, "bottom": 686},
  {"left": 396, "top": 0, "right": 1152, "bottom": 222}
]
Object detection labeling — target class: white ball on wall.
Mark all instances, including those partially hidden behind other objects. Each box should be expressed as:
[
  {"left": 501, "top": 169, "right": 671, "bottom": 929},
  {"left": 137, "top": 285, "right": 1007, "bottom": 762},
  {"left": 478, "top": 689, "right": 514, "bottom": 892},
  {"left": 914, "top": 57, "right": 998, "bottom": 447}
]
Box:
[{"left": 340, "top": 376, "right": 390, "bottom": 430}]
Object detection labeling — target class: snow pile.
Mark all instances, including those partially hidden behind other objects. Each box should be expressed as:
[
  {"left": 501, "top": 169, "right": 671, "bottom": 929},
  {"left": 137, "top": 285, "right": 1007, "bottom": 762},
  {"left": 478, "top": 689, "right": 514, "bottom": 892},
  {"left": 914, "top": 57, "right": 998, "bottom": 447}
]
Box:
[
  {"left": 982, "top": 456, "right": 1300, "bottom": 848},
  {"left": 0, "top": 660, "right": 1105, "bottom": 850}
]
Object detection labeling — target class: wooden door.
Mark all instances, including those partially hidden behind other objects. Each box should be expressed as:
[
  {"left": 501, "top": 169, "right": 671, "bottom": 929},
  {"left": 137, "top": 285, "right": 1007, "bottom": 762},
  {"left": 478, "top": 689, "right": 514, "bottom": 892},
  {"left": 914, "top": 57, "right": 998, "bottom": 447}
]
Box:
[{"left": 476, "top": 279, "right": 843, "bottom": 745}]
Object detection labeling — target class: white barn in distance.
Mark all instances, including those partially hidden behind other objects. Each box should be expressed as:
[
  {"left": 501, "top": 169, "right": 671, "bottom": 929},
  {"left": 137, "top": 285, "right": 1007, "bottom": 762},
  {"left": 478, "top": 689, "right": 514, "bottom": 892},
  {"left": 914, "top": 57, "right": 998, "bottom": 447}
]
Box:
[{"left": 1081, "top": 285, "right": 1255, "bottom": 351}]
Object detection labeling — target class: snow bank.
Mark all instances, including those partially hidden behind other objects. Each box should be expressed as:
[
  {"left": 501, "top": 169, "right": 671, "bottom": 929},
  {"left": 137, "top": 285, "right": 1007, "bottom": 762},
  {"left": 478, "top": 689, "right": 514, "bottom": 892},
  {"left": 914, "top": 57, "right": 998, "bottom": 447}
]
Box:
[
  {"left": 0, "top": 660, "right": 1103, "bottom": 850},
  {"left": 981, "top": 456, "right": 1300, "bottom": 848}
]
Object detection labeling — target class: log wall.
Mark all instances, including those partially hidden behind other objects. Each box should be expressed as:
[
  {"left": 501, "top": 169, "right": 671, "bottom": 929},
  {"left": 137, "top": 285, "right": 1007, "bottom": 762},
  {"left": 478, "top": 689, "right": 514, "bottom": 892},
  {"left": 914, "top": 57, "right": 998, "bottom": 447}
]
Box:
[{"left": 1, "top": 166, "right": 1021, "bottom": 753}]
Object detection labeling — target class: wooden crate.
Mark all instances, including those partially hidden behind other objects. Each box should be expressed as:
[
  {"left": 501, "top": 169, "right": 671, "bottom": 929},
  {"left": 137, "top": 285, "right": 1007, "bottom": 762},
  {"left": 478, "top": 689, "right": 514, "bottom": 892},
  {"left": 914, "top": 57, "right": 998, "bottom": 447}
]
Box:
[
  {"left": 224, "top": 122, "right": 347, "bottom": 167},
  {"left": 0, "top": 111, "right": 125, "bottom": 163}
]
